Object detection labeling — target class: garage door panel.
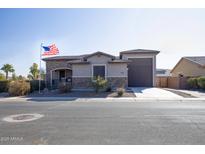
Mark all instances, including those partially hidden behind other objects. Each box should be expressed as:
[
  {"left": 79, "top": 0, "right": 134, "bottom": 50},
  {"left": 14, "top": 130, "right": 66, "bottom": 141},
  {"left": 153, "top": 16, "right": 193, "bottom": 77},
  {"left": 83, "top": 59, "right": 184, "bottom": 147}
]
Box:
[
  {"left": 128, "top": 58, "right": 153, "bottom": 87},
  {"left": 129, "top": 58, "right": 152, "bottom": 66}
]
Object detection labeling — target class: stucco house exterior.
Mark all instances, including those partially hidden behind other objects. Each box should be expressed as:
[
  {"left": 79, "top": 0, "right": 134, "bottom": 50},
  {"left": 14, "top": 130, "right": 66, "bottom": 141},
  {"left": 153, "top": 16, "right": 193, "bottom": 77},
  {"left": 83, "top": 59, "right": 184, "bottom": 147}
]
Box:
[
  {"left": 171, "top": 56, "right": 205, "bottom": 77},
  {"left": 42, "top": 49, "right": 160, "bottom": 89}
]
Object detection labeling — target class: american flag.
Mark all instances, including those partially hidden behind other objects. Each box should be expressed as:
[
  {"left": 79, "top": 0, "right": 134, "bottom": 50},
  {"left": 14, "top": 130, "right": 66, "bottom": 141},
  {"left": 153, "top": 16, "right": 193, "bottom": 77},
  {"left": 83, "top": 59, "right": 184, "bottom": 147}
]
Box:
[{"left": 42, "top": 44, "right": 59, "bottom": 56}]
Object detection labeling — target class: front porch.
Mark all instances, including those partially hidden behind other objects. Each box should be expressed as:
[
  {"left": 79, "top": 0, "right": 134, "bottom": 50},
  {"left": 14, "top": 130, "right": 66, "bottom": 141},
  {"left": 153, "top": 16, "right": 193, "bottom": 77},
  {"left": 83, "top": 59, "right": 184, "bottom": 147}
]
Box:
[{"left": 50, "top": 68, "right": 72, "bottom": 89}]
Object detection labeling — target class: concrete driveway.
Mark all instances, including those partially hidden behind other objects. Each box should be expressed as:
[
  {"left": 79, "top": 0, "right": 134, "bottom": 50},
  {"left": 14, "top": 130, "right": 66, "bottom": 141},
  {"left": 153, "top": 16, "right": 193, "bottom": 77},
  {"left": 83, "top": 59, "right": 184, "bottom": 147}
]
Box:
[{"left": 131, "top": 87, "right": 183, "bottom": 99}]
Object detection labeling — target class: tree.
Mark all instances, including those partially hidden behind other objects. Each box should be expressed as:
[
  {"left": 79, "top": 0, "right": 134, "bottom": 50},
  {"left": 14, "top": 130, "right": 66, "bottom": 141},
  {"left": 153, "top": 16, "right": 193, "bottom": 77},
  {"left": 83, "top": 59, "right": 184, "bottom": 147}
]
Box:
[
  {"left": 40, "top": 69, "right": 46, "bottom": 80},
  {"left": 27, "top": 74, "right": 33, "bottom": 80},
  {"left": 28, "top": 63, "right": 40, "bottom": 80},
  {"left": 0, "top": 72, "right": 6, "bottom": 81},
  {"left": 1, "top": 64, "right": 15, "bottom": 80},
  {"left": 12, "top": 72, "right": 17, "bottom": 80},
  {"left": 17, "top": 75, "right": 26, "bottom": 81}
]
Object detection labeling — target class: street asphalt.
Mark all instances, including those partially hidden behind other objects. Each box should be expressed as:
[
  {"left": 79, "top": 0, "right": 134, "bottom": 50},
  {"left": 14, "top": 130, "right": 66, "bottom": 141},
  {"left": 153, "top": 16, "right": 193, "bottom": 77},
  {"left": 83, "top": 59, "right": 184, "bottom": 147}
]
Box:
[{"left": 0, "top": 98, "right": 205, "bottom": 144}]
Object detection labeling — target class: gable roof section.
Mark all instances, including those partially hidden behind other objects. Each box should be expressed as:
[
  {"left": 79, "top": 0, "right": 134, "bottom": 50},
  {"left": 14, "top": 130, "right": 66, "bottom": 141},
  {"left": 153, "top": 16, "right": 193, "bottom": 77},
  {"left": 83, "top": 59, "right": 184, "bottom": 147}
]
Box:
[
  {"left": 171, "top": 56, "right": 205, "bottom": 73},
  {"left": 184, "top": 56, "right": 205, "bottom": 66},
  {"left": 42, "top": 54, "right": 88, "bottom": 61},
  {"left": 120, "top": 49, "right": 160, "bottom": 55},
  {"left": 42, "top": 49, "right": 160, "bottom": 62},
  {"left": 83, "top": 51, "right": 115, "bottom": 60},
  {"left": 42, "top": 51, "right": 116, "bottom": 61},
  {"left": 108, "top": 59, "right": 131, "bottom": 63}
]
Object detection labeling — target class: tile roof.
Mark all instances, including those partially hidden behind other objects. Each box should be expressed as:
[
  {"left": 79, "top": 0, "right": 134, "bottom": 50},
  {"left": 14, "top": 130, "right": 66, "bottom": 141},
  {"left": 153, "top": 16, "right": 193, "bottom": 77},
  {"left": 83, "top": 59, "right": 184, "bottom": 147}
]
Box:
[
  {"left": 42, "top": 51, "right": 116, "bottom": 61},
  {"left": 108, "top": 59, "right": 130, "bottom": 63},
  {"left": 42, "top": 54, "right": 88, "bottom": 61},
  {"left": 184, "top": 56, "right": 205, "bottom": 66},
  {"left": 42, "top": 49, "right": 160, "bottom": 61},
  {"left": 83, "top": 51, "right": 115, "bottom": 60},
  {"left": 120, "top": 49, "right": 160, "bottom": 54},
  {"left": 68, "top": 59, "right": 90, "bottom": 64}
]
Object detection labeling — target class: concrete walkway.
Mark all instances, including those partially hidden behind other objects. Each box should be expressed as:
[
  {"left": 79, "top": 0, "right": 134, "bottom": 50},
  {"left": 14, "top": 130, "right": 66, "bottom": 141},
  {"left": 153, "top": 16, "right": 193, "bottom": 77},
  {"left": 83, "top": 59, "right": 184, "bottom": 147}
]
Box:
[{"left": 131, "top": 87, "right": 183, "bottom": 99}]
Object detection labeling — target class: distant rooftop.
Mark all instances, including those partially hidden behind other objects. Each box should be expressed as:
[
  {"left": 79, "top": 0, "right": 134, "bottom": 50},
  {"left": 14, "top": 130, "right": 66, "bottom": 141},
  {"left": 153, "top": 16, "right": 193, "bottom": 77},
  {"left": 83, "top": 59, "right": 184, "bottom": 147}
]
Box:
[
  {"left": 156, "top": 68, "right": 171, "bottom": 77},
  {"left": 184, "top": 56, "right": 205, "bottom": 66}
]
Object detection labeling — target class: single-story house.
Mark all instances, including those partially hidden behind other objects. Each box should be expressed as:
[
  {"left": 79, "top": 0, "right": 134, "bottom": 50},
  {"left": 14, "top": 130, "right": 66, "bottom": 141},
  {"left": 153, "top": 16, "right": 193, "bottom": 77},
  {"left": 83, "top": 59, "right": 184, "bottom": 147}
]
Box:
[
  {"left": 171, "top": 56, "right": 205, "bottom": 77},
  {"left": 42, "top": 49, "right": 160, "bottom": 89}
]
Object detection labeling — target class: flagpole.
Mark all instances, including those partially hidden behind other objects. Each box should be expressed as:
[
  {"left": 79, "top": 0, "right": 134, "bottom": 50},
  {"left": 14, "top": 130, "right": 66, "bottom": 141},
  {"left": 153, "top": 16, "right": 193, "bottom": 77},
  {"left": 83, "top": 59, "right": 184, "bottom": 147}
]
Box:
[{"left": 39, "top": 43, "right": 43, "bottom": 94}]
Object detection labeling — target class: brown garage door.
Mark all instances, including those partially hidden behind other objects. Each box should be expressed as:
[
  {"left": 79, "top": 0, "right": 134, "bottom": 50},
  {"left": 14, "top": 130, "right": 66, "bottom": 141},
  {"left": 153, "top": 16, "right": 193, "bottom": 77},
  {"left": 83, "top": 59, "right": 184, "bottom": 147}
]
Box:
[{"left": 128, "top": 58, "right": 153, "bottom": 87}]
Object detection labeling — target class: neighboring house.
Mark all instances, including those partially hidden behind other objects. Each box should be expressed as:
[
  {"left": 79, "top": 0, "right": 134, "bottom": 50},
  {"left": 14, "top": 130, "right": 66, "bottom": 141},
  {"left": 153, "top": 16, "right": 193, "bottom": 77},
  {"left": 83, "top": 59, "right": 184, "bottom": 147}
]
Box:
[
  {"left": 42, "top": 49, "right": 159, "bottom": 89},
  {"left": 156, "top": 69, "right": 171, "bottom": 77},
  {"left": 171, "top": 56, "right": 205, "bottom": 77}
]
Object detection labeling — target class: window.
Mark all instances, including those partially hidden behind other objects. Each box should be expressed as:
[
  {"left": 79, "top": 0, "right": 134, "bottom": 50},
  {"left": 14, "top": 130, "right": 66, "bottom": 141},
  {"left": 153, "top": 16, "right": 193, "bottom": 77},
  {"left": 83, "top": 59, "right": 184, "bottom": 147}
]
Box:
[{"left": 93, "top": 65, "right": 105, "bottom": 79}]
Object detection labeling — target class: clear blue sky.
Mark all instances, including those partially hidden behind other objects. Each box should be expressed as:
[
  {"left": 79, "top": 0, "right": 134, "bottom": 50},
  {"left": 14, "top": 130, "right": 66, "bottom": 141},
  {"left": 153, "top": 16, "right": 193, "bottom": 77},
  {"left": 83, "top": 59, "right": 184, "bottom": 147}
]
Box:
[{"left": 0, "top": 9, "right": 205, "bottom": 76}]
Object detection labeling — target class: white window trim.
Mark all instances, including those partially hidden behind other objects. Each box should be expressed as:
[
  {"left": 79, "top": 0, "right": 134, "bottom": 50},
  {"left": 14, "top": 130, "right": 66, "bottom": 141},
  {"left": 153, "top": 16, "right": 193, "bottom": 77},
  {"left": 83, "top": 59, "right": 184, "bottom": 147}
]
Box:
[{"left": 91, "top": 64, "right": 107, "bottom": 79}]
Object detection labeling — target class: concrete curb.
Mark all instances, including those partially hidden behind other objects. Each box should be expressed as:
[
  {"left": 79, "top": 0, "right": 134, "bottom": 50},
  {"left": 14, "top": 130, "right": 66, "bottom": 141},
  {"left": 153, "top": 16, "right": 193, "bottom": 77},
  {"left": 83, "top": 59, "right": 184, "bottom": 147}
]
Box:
[{"left": 1, "top": 96, "right": 205, "bottom": 102}]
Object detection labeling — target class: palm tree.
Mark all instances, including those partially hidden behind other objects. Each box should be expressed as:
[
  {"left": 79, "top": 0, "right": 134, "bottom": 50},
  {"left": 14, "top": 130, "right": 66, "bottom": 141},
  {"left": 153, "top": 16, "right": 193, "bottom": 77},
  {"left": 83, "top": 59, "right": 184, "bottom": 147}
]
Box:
[
  {"left": 28, "top": 63, "right": 40, "bottom": 80},
  {"left": 1, "top": 64, "right": 15, "bottom": 80}
]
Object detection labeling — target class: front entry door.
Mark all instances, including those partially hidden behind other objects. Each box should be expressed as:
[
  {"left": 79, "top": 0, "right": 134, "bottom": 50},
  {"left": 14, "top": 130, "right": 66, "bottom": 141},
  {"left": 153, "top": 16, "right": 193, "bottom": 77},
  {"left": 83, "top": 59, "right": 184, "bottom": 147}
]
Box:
[{"left": 59, "top": 70, "right": 65, "bottom": 81}]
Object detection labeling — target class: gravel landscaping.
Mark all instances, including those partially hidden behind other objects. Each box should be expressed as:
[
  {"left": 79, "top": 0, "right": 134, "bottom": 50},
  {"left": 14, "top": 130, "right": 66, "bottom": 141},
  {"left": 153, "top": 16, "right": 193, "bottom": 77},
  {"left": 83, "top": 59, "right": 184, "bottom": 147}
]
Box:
[{"left": 28, "top": 90, "right": 136, "bottom": 98}]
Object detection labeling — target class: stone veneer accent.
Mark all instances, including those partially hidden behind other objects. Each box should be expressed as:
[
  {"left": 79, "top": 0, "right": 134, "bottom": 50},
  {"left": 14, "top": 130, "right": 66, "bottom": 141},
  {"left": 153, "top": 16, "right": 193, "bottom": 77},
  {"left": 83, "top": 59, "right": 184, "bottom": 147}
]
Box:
[
  {"left": 46, "top": 60, "right": 72, "bottom": 87},
  {"left": 72, "top": 77, "right": 128, "bottom": 89},
  {"left": 72, "top": 77, "right": 93, "bottom": 89},
  {"left": 107, "top": 77, "right": 128, "bottom": 88}
]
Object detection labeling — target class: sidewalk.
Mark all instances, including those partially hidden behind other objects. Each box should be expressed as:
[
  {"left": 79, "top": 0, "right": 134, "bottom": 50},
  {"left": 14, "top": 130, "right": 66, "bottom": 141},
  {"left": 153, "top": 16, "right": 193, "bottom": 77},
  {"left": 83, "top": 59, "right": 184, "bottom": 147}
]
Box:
[
  {"left": 165, "top": 88, "right": 205, "bottom": 98},
  {"left": 1, "top": 96, "right": 205, "bottom": 102}
]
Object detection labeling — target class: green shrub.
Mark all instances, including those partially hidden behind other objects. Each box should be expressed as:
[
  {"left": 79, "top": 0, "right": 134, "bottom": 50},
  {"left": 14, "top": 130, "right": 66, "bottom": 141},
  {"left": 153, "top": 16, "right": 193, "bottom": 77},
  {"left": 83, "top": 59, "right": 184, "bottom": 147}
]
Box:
[
  {"left": 187, "top": 77, "right": 198, "bottom": 89},
  {"left": 8, "top": 80, "right": 30, "bottom": 96},
  {"left": 30, "top": 80, "right": 45, "bottom": 92},
  {"left": 92, "top": 76, "right": 108, "bottom": 93},
  {"left": 0, "top": 73, "right": 6, "bottom": 81},
  {"left": 58, "top": 82, "right": 72, "bottom": 93},
  {"left": 197, "top": 77, "right": 205, "bottom": 90},
  {"left": 117, "top": 88, "right": 125, "bottom": 97},
  {"left": 0, "top": 80, "right": 10, "bottom": 92}
]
